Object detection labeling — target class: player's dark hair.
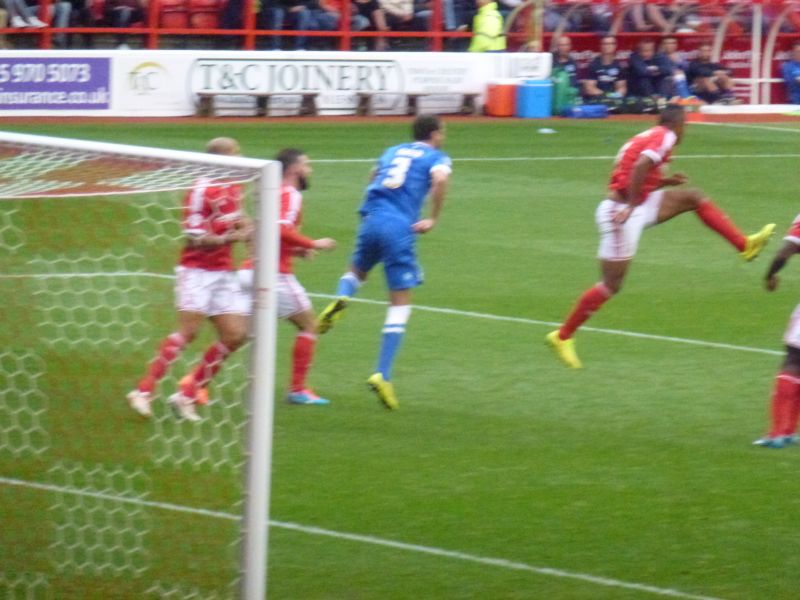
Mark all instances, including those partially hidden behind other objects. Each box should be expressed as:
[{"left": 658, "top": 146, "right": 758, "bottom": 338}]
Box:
[
  {"left": 413, "top": 115, "right": 441, "bottom": 142},
  {"left": 275, "top": 148, "right": 305, "bottom": 171},
  {"left": 658, "top": 104, "right": 685, "bottom": 127}
]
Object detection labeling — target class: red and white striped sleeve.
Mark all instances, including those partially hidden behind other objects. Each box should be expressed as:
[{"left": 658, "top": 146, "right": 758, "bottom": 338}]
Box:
[
  {"left": 640, "top": 128, "right": 677, "bottom": 165},
  {"left": 182, "top": 178, "right": 212, "bottom": 237}
]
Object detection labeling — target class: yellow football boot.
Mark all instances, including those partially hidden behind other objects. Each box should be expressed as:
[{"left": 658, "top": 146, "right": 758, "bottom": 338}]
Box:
[
  {"left": 546, "top": 330, "right": 583, "bottom": 369},
  {"left": 740, "top": 223, "right": 775, "bottom": 262}
]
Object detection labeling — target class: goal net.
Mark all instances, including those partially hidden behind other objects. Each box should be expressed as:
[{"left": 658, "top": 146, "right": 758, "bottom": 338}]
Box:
[{"left": 0, "top": 132, "right": 280, "bottom": 599}]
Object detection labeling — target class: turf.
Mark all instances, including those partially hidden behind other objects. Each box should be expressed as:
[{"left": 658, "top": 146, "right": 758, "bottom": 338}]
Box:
[{"left": 1, "top": 117, "right": 800, "bottom": 599}]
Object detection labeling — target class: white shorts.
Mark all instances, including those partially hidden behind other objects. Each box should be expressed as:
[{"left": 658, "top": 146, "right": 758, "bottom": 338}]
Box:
[
  {"left": 235, "top": 270, "right": 312, "bottom": 319},
  {"left": 175, "top": 266, "right": 244, "bottom": 316},
  {"left": 784, "top": 305, "right": 800, "bottom": 349},
  {"left": 596, "top": 190, "right": 664, "bottom": 261}
]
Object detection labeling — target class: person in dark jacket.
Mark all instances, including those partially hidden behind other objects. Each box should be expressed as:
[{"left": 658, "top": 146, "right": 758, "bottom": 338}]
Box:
[{"left": 627, "top": 38, "right": 673, "bottom": 100}]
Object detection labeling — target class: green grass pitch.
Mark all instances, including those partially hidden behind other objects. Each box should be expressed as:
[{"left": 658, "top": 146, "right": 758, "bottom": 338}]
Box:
[{"left": 1, "top": 117, "right": 800, "bottom": 599}]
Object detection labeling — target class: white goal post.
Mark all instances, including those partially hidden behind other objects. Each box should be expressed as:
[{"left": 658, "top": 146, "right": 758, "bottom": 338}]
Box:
[{"left": 0, "top": 131, "right": 280, "bottom": 600}]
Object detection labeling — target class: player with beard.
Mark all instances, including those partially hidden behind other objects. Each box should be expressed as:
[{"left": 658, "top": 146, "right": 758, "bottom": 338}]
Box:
[{"left": 189, "top": 148, "right": 337, "bottom": 406}]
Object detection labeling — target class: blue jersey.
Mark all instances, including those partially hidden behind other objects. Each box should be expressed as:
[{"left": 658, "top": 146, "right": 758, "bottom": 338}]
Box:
[
  {"left": 359, "top": 142, "right": 452, "bottom": 225},
  {"left": 782, "top": 60, "right": 800, "bottom": 104}
]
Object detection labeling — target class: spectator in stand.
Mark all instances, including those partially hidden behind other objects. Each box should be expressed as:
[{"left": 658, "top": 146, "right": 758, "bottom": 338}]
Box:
[
  {"left": 552, "top": 34, "right": 579, "bottom": 89},
  {"left": 413, "top": 0, "right": 457, "bottom": 31},
  {"left": 659, "top": 35, "right": 691, "bottom": 99},
  {"left": 353, "top": 0, "right": 390, "bottom": 50},
  {"left": 587, "top": 1, "right": 613, "bottom": 34},
  {"left": 551, "top": 35, "right": 580, "bottom": 114},
  {"left": 263, "top": 0, "right": 314, "bottom": 50},
  {"left": 102, "top": 0, "right": 145, "bottom": 48},
  {"left": 781, "top": 41, "right": 800, "bottom": 104},
  {"left": 0, "top": 9, "right": 8, "bottom": 48},
  {"left": 687, "top": 42, "right": 736, "bottom": 104},
  {"left": 379, "top": 0, "right": 410, "bottom": 28},
  {"left": 4, "top": 0, "right": 46, "bottom": 27},
  {"left": 583, "top": 35, "right": 626, "bottom": 104},
  {"left": 412, "top": 0, "right": 430, "bottom": 30},
  {"left": 311, "top": 0, "right": 371, "bottom": 45},
  {"left": 467, "top": 0, "right": 504, "bottom": 53},
  {"left": 624, "top": 1, "right": 671, "bottom": 33},
  {"left": 541, "top": 0, "right": 582, "bottom": 32},
  {"left": 27, "top": 0, "right": 71, "bottom": 46},
  {"left": 627, "top": 38, "right": 673, "bottom": 101}
]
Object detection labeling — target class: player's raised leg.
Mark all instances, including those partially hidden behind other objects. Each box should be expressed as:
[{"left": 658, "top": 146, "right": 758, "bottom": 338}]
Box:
[
  {"left": 656, "top": 188, "right": 775, "bottom": 261},
  {"left": 319, "top": 266, "right": 367, "bottom": 334}
]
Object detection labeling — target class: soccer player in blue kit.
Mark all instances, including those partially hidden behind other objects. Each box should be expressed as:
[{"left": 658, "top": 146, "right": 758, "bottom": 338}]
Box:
[{"left": 318, "top": 114, "right": 452, "bottom": 410}]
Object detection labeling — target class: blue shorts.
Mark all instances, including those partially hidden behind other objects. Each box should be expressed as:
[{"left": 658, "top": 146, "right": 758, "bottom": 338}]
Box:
[{"left": 351, "top": 213, "right": 423, "bottom": 291}]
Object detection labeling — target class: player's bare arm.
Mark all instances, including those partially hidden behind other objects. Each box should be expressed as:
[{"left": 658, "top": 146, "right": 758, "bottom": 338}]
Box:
[
  {"left": 412, "top": 169, "right": 449, "bottom": 234},
  {"left": 765, "top": 241, "right": 800, "bottom": 291},
  {"left": 313, "top": 237, "right": 337, "bottom": 250},
  {"left": 614, "top": 155, "right": 655, "bottom": 224},
  {"left": 187, "top": 229, "right": 247, "bottom": 248},
  {"left": 659, "top": 172, "right": 688, "bottom": 187}
]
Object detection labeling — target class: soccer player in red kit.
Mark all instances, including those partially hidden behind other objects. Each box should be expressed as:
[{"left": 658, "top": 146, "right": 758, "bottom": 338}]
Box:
[
  {"left": 547, "top": 105, "right": 775, "bottom": 368},
  {"left": 235, "top": 148, "right": 336, "bottom": 404},
  {"left": 127, "top": 137, "right": 251, "bottom": 421},
  {"left": 754, "top": 217, "right": 800, "bottom": 448}
]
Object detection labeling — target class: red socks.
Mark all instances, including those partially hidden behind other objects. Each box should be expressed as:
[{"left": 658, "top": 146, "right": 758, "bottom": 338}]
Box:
[
  {"left": 768, "top": 372, "right": 800, "bottom": 437},
  {"left": 181, "top": 342, "right": 232, "bottom": 400},
  {"left": 559, "top": 283, "right": 613, "bottom": 340},
  {"left": 291, "top": 332, "right": 317, "bottom": 393},
  {"left": 695, "top": 200, "right": 746, "bottom": 252},
  {"left": 138, "top": 333, "right": 187, "bottom": 394}
]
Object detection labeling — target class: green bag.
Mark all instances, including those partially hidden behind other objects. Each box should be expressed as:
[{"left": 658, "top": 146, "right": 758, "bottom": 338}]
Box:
[{"left": 551, "top": 68, "right": 579, "bottom": 115}]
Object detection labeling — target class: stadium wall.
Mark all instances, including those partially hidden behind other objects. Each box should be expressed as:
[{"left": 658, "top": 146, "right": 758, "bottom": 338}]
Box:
[{"left": 0, "top": 50, "right": 552, "bottom": 117}]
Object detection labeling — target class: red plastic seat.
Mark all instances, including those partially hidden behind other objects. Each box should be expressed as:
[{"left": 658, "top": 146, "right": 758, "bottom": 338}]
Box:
[
  {"left": 188, "top": 0, "right": 222, "bottom": 29},
  {"left": 159, "top": 0, "right": 188, "bottom": 28}
]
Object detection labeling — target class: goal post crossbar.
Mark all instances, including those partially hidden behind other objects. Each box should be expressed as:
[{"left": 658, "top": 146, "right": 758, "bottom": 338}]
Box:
[{"left": 0, "top": 131, "right": 271, "bottom": 199}]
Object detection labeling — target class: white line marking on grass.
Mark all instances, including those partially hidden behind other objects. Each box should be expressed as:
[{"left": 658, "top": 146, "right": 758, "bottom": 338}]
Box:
[
  {"left": 308, "top": 293, "right": 783, "bottom": 357},
  {"left": 313, "top": 153, "right": 800, "bottom": 164},
  {"left": 694, "top": 122, "right": 800, "bottom": 134},
  {"left": 0, "top": 475, "right": 723, "bottom": 600},
  {"left": 1, "top": 272, "right": 782, "bottom": 357}
]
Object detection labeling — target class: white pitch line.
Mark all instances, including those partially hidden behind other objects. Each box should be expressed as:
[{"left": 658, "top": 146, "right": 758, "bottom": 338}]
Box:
[
  {"left": 694, "top": 122, "right": 800, "bottom": 134},
  {"left": 308, "top": 293, "right": 783, "bottom": 357},
  {"left": 0, "top": 475, "right": 722, "bottom": 600},
  {"left": 0, "top": 271, "right": 782, "bottom": 357},
  {"left": 313, "top": 153, "right": 800, "bottom": 164}
]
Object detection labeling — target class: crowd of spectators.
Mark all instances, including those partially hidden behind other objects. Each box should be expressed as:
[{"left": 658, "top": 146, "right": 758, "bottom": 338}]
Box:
[
  {"left": 549, "top": 35, "right": 743, "bottom": 112},
  {"left": 0, "top": 0, "right": 798, "bottom": 82}
]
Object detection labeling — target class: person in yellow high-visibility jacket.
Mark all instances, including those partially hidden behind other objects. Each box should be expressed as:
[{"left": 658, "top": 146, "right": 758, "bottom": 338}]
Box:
[{"left": 468, "top": 0, "right": 506, "bottom": 52}]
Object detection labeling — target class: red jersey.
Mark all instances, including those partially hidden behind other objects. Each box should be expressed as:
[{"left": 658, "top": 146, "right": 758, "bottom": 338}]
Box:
[
  {"left": 278, "top": 184, "right": 315, "bottom": 274},
  {"left": 608, "top": 125, "right": 677, "bottom": 205},
  {"left": 785, "top": 214, "right": 800, "bottom": 246},
  {"left": 179, "top": 179, "right": 243, "bottom": 271}
]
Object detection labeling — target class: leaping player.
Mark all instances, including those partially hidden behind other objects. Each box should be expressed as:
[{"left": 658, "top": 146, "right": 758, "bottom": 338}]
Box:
[
  {"left": 317, "top": 115, "right": 451, "bottom": 410},
  {"left": 547, "top": 104, "right": 775, "bottom": 369}
]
